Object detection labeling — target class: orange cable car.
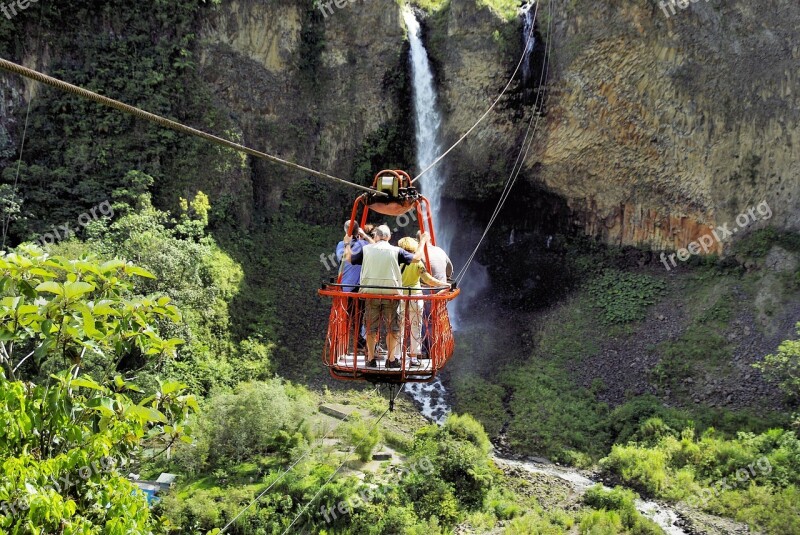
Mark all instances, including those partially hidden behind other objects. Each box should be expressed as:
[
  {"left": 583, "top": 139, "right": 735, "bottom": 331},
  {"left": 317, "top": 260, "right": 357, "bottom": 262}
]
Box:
[{"left": 318, "top": 170, "right": 460, "bottom": 391}]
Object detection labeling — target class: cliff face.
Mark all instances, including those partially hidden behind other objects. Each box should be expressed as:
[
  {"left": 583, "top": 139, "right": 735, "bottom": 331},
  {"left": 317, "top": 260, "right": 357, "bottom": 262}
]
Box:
[
  {"left": 540, "top": 0, "right": 799, "bottom": 251},
  {"left": 1, "top": 0, "right": 797, "bottom": 251},
  {"left": 426, "top": 0, "right": 799, "bottom": 252},
  {"left": 196, "top": 0, "right": 406, "bottom": 218}
]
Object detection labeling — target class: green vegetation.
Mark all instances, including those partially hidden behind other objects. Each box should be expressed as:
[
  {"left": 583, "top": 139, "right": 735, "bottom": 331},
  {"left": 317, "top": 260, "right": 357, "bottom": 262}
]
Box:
[
  {"left": 476, "top": 0, "right": 522, "bottom": 21},
  {"left": 581, "top": 486, "right": 664, "bottom": 535},
  {"left": 756, "top": 322, "right": 800, "bottom": 401},
  {"left": 733, "top": 227, "right": 800, "bottom": 259},
  {"left": 2, "top": 1, "right": 798, "bottom": 532},
  {"left": 411, "top": 0, "right": 450, "bottom": 14},
  {"left": 652, "top": 289, "right": 735, "bottom": 388},
  {"left": 47, "top": 180, "right": 271, "bottom": 395},
  {"left": 342, "top": 413, "right": 383, "bottom": 462},
  {"left": 0, "top": 250, "right": 198, "bottom": 532},
  {"left": 602, "top": 423, "right": 800, "bottom": 534},
  {"left": 586, "top": 270, "right": 667, "bottom": 324}
]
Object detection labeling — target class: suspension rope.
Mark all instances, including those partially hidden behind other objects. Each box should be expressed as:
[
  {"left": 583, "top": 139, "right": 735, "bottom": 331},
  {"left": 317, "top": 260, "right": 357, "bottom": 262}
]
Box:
[
  {"left": 411, "top": 1, "right": 540, "bottom": 184},
  {"left": 1, "top": 95, "right": 31, "bottom": 250},
  {"left": 219, "top": 407, "right": 359, "bottom": 533},
  {"left": 280, "top": 386, "right": 404, "bottom": 535},
  {"left": 0, "top": 57, "right": 385, "bottom": 197},
  {"left": 455, "top": 0, "right": 555, "bottom": 284}
]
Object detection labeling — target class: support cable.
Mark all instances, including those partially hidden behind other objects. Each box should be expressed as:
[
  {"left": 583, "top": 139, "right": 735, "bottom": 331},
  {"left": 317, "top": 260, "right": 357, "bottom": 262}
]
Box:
[
  {"left": 411, "top": 1, "right": 541, "bottom": 184},
  {"left": 279, "top": 386, "right": 403, "bottom": 535},
  {"left": 454, "top": 0, "right": 555, "bottom": 284},
  {"left": 0, "top": 57, "right": 384, "bottom": 196}
]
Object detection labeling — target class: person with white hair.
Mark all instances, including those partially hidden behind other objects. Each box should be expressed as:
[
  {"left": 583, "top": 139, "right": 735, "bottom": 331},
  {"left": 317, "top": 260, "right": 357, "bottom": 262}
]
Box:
[{"left": 344, "top": 225, "right": 430, "bottom": 369}]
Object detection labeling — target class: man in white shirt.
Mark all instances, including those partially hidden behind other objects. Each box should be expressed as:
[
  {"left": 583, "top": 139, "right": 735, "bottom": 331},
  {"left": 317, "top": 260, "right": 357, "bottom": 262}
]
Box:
[{"left": 344, "top": 225, "right": 429, "bottom": 369}]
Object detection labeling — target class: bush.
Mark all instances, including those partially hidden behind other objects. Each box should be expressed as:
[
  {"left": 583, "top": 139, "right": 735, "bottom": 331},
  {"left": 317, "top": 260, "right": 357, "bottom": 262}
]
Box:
[
  {"left": 579, "top": 509, "right": 624, "bottom": 534},
  {"left": 443, "top": 413, "right": 493, "bottom": 455},
  {"left": 601, "top": 445, "right": 670, "bottom": 495},
  {"left": 586, "top": 270, "right": 666, "bottom": 324},
  {"left": 342, "top": 413, "right": 383, "bottom": 463},
  {"left": 203, "top": 380, "right": 313, "bottom": 466}
]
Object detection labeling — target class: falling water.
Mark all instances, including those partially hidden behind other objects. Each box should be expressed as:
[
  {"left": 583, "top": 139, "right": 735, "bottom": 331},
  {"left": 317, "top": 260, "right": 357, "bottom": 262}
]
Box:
[
  {"left": 402, "top": 7, "right": 453, "bottom": 277},
  {"left": 403, "top": 8, "right": 445, "bottom": 220},
  {"left": 402, "top": 7, "right": 455, "bottom": 424},
  {"left": 521, "top": 2, "right": 537, "bottom": 86}
]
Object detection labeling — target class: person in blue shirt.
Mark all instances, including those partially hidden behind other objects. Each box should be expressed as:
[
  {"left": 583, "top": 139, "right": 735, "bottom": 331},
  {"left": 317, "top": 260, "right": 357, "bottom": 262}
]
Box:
[{"left": 336, "top": 221, "right": 374, "bottom": 351}]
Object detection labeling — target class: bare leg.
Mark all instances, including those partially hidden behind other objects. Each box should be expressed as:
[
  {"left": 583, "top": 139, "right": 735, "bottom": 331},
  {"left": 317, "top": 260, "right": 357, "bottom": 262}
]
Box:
[
  {"left": 366, "top": 332, "right": 377, "bottom": 362},
  {"left": 387, "top": 332, "right": 398, "bottom": 362}
]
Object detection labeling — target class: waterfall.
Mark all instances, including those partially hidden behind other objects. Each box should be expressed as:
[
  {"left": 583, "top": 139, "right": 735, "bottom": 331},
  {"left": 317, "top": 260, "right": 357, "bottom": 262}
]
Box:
[
  {"left": 521, "top": 2, "right": 536, "bottom": 88},
  {"left": 403, "top": 7, "right": 444, "bottom": 223},
  {"left": 403, "top": 7, "right": 458, "bottom": 325},
  {"left": 401, "top": 7, "right": 453, "bottom": 425}
]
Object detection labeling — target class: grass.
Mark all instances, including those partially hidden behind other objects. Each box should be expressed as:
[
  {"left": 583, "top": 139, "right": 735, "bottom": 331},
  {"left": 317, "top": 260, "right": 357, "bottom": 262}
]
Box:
[
  {"left": 600, "top": 426, "right": 800, "bottom": 534},
  {"left": 585, "top": 270, "right": 667, "bottom": 325},
  {"left": 652, "top": 283, "right": 736, "bottom": 390},
  {"left": 452, "top": 375, "right": 507, "bottom": 437}
]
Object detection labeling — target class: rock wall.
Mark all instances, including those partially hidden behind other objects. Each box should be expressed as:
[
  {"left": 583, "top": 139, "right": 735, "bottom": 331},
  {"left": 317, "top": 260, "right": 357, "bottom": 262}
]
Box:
[
  {"left": 2, "top": 0, "right": 797, "bottom": 251},
  {"left": 197, "top": 0, "right": 407, "bottom": 218},
  {"left": 426, "top": 0, "right": 799, "bottom": 252}
]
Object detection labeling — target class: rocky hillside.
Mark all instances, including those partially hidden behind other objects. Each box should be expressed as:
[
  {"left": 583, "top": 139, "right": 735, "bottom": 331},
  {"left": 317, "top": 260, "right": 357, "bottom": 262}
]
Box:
[
  {"left": 426, "top": 0, "right": 800, "bottom": 252},
  {"left": 2, "top": 0, "right": 797, "bottom": 251},
  {"left": 196, "top": 0, "right": 411, "bottom": 218}
]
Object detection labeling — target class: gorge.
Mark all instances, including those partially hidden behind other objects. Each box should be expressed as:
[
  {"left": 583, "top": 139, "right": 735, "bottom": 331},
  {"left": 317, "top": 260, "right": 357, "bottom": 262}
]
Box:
[{"left": 0, "top": 0, "right": 798, "bottom": 534}]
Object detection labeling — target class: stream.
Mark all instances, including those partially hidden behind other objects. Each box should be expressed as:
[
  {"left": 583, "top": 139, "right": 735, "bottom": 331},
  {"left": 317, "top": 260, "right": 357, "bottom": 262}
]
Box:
[{"left": 405, "top": 381, "right": 691, "bottom": 535}]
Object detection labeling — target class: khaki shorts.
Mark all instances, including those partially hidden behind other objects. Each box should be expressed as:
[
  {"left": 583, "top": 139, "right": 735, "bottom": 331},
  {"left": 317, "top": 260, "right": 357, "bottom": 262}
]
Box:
[{"left": 364, "top": 299, "right": 400, "bottom": 334}]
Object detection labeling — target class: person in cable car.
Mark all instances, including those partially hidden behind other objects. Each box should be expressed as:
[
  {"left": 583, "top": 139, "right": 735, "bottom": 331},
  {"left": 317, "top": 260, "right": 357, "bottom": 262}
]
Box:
[
  {"left": 397, "top": 237, "right": 449, "bottom": 367},
  {"left": 343, "top": 225, "right": 430, "bottom": 369},
  {"left": 416, "top": 230, "right": 453, "bottom": 282},
  {"left": 335, "top": 221, "right": 374, "bottom": 351}
]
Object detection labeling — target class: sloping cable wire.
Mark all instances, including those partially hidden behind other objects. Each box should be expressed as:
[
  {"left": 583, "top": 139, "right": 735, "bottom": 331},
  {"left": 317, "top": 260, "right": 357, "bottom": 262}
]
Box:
[
  {"left": 0, "top": 57, "right": 384, "bottom": 196},
  {"left": 279, "top": 386, "right": 404, "bottom": 535},
  {"left": 455, "top": 0, "right": 555, "bottom": 284},
  {"left": 220, "top": 407, "right": 360, "bottom": 533},
  {"left": 410, "top": 1, "right": 541, "bottom": 184},
  {"left": 1, "top": 96, "right": 31, "bottom": 249}
]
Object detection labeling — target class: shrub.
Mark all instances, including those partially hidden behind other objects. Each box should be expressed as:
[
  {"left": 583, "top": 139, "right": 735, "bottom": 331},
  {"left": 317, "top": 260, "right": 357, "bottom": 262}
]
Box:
[
  {"left": 586, "top": 270, "right": 666, "bottom": 324},
  {"left": 579, "top": 509, "right": 624, "bottom": 534},
  {"left": 443, "top": 413, "right": 493, "bottom": 455},
  {"left": 203, "top": 380, "right": 313, "bottom": 466},
  {"left": 601, "top": 445, "right": 670, "bottom": 495},
  {"left": 342, "top": 414, "right": 383, "bottom": 463}
]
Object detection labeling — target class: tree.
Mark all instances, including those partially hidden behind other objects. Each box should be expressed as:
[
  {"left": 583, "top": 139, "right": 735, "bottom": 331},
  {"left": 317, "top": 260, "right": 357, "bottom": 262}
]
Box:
[
  {"left": 756, "top": 323, "right": 800, "bottom": 400},
  {"left": 0, "top": 246, "right": 183, "bottom": 380},
  {"left": 0, "top": 248, "right": 198, "bottom": 533}
]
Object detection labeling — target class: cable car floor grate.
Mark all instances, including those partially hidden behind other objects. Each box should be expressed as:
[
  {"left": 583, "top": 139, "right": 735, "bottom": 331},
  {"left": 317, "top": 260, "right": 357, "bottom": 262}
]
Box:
[{"left": 334, "top": 354, "right": 434, "bottom": 373}]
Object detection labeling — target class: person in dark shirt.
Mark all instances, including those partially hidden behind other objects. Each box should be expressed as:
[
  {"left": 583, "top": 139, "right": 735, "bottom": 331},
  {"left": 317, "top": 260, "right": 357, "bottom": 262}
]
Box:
[{"left": 335, "top": 221, "right": 373, "bottom": 351}]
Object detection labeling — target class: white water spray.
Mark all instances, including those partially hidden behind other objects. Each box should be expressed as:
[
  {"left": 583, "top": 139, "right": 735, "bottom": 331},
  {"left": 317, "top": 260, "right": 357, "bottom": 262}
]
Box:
[
  {"left": 521, "top": 2, "right": 537, "bottom": 86},
  {"left": 402, "top": 6, "right": 456, "bottom": 289}
]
